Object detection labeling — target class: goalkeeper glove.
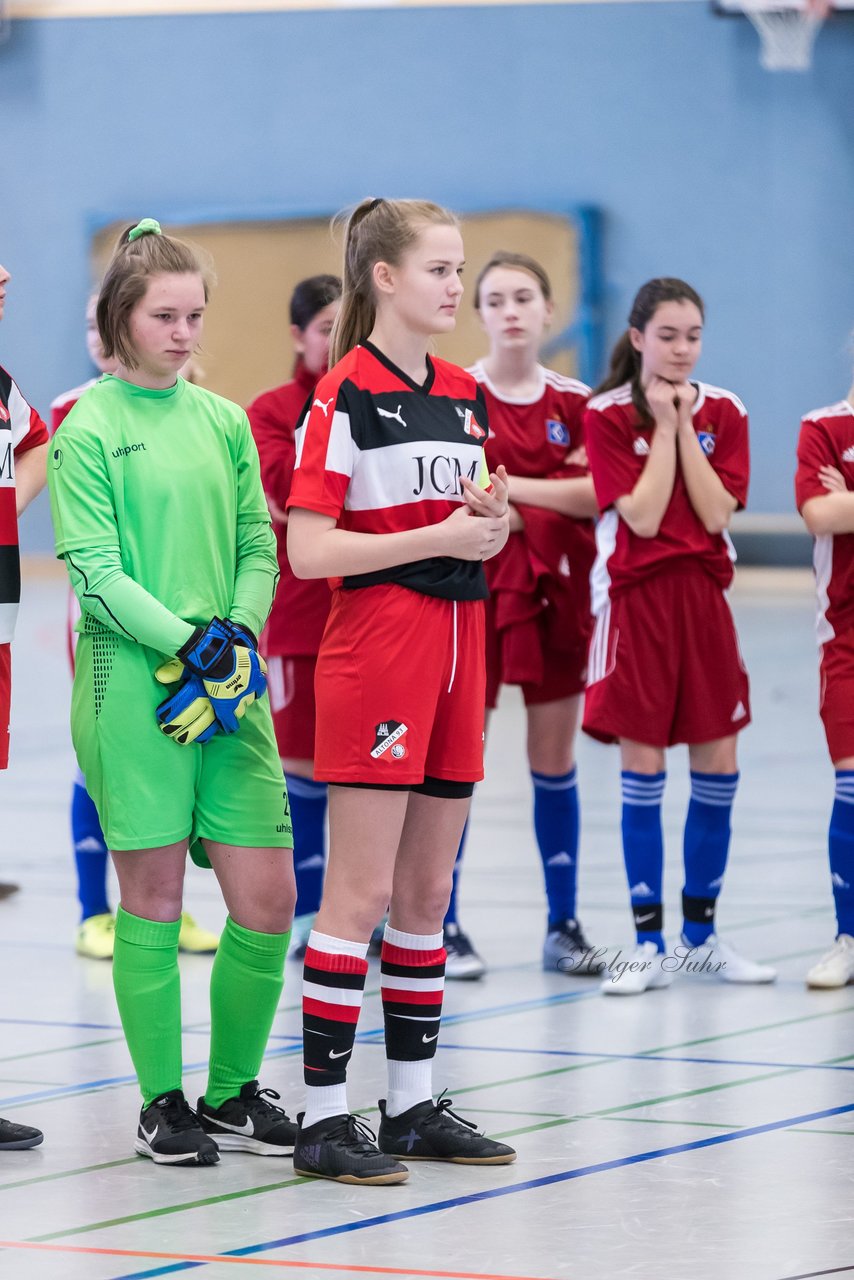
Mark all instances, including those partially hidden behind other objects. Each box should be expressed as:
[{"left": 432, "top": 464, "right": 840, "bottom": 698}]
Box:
[
  {"left": 176, "top": 617, "right": 268, "bottom": 734},
  {"left": 155, "top": 659, "right": 220, "bottom": 746}
]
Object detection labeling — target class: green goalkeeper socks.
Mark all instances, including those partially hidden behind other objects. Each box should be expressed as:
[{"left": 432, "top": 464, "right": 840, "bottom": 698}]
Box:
[
  {"left": 205, "top": 917, "right": 290, "bottom": 1108},
  {"left": 113, "top": 906, "right": 183, "bottom": 1107}
]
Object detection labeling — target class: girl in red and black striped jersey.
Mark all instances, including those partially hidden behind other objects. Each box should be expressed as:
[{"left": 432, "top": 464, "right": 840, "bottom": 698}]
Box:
[
  {"left": 247, "top": 275, "right": 341, "bottom": 961},
  {"left": 796, "top": 378, "right": 854, "bottom": 988},
  {"left": 442, "top": 251, "right": 600, "bottom": 980},
  {"left": 583, "top": 278, "right": 775, "bottom": 996},
  {"left": 286, "top": 197, "right": 516, "bottom": 1184}
]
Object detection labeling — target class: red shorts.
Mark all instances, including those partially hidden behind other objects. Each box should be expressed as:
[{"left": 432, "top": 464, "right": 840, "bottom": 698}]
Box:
[
  {"left": 314, "top": 584, "right": 486, "bottom": 786},
  {"left": 267, "top": 654, "right": 318, "bottom": 761},
  {"left": 0, "top": 644, "right": 10, "bottom": 770},
  {"left": 485, "top": 609, "right": 588, "bottom": 710},
  {"left": 583, "top": 568, "right": 750, "bottom": 748},
  {"left": 819, "top": 628, "right": 854, "bottom": 762}
]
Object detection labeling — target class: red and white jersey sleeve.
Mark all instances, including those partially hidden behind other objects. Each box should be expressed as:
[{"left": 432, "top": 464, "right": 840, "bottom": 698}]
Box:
[
  {"left": 289, "top": 362, "right": 355, "bottom": 522},
  {"left": 1, "top": 365, "right": 49, "bottom": 644},
  {"left": 795, "top": 399, "right": 854, "bottom": 644},
  {"left": 586, "top": 381, "right": 749, "bottom": 613},
  {"left": 50, "top": 378, "right": 99, "bottom": 436}
]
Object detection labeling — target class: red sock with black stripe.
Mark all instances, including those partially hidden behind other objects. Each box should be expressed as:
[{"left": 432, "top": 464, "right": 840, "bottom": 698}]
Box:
[
  {"left": 381, "top": 924, "right": 446, "bottom": 1117},
  {"left": 302, "top": 930, "right": 368, "bottom": 1127}
]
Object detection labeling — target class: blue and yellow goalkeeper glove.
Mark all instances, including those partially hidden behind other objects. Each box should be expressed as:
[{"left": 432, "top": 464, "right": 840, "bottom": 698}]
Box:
[
  {"left": 176, "top": 617, "right": 267, "bottom": 734},
  {"left": 155, "top": 660, "right": 220, "bottom": 746}
]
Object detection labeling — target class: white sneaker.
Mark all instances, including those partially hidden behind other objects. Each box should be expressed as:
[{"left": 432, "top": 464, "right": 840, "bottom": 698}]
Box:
[
  {"left": 679, "top": 933, "right": 776, "bottom": 984},
  {"left": 806, "top": 934, "right": 854, "bottom": 989},
  {"left": 601, "top": 941, "right": 673, "bottom": 996},
  {"left": 443, "top": 924, "right": 486, "bottom": 980}
]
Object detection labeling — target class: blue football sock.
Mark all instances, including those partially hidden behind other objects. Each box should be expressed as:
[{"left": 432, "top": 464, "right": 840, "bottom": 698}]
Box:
[
  {"left": 285, "top": 773, "right": 327, "bottom": 918},
  {"left": 71, "top": 775, "right": 110, "bottom": 921},
  {"left": 621, "top": 771, "right": 666, "bottom": 951},
  {"left": 829, "top": 772, "right": 854, "bottom": 937},
  {"left": 443, "top": 821, "right": 468, "bottom": 929},
  {"left": 532, "top": 768, "right": 580, "bottom": 928},
  {"left": 682, "top": 771, "right": 739, "bottom": 946}
]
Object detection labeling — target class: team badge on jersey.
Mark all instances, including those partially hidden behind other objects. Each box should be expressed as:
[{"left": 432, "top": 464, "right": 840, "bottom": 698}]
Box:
[
  {"left": 462, "top": 408, "right": 486, "bottom": 440},
  {"left": 546, "top": 419, "right": 569, "bottom": 447},
  {"left": 0, "top": 404, "right": 9, "bottom": 424},
  {"left": 633, "top": 436, "right": 651, "bottom": 456},
  {"left": 697, "top": 432, "right": 716, "bottom": 456},
  {"left": 371, "top": 719, "right": 409, "bottom": 760}
]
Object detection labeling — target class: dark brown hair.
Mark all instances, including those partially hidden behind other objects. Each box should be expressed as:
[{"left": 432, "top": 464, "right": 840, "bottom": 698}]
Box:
[
  {"left": 329, "top": 198, "right": 459, "bottom": 366},
  {"left": 290, "top": 274, "right": 342, "bottom": 330},
  {"left": 473, "top": 250, "right": 552, "bottom": 310},
  {"left": 97, "top": 222, "right": 214, "bottom": 369},
  {"left": 594, "top": 277, "right": 705, "bottom": 426}
]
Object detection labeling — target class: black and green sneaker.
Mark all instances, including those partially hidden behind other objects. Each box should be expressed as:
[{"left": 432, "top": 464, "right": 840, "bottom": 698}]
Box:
[
  {"left": 0, "top": 1116, "right": 43, "bottom": 1150},
  {"left": 294, "top": 1112, "right": 409, "bottom": 1185},
  {"left": 378, "top": 1092, "right": 516, "bottom": 1164},
  {"left": 197, "top": 1081, "right": 297, "bottom": 1156},
  {"left": 134, "top": 1089, "right": 219, "bottom": 1166}
]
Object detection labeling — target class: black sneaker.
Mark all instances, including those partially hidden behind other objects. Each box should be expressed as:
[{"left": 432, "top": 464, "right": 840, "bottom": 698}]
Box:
[
  {"left": 197, "top": 1081, "right": 297, "bottom": 1155},
  {"left": 378, "top": 1092, "right": 516, "bottom": 1164},
  {"left": 0, "top": 1116, "right": 43, "bottom": 1149},
  {"left": 444, "top": 923, "right": 486, "bottom": 980},
  {"left": 544, "top": 918, "right": 604, "bottom": 977},
  {"left": 293, "top": 1112, "right": 409, "bottom": 1184},
  {"left": 134, "top": 1089, "right": 219, "bottom": 1166}
]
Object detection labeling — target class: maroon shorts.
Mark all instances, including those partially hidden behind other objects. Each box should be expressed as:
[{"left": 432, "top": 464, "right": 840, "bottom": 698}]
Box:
[
  {"left": 0, "top": 644, "right": 10, "bottom": 770},
  {"left": 314, "top": 584, "right": 486, "bottom": 786},
  {"left": 485, "top": 612, "right": 588, "bottom": 710},
  {"left": 267, "top": 654, "right": 318, "bottom": 761},
  {"left": 819, "top": 628, "right": 854, "bottom": 762},
  {"left": 583, "top": 568, "right": 751, "bottom": 748}
]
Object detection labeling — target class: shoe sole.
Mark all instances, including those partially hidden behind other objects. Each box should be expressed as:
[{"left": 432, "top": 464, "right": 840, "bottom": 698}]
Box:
[
  {"left": 601, "top": 973, "right": 673, "bottom": 997},
  {"left": 293, "top": 1165, "right": 409, "bottom": 1185},
  {"left": 207, "top": 1133, "right": 294, "bottom": 1155},
  {"left": 445, "top": 968, "right": 486, "bottom": 981},
  {"left": 382, "top": 1151, "right": 516, "bottom": 1164},
  {"left": 0, "top": 1134, "right": 43, "bottom": 1150},
  {"left": 134, "top": 1138, "right": 219, "bottom": 1166},
  {"left": 807, "top": 975, "right": 854, "bottom": 989}
]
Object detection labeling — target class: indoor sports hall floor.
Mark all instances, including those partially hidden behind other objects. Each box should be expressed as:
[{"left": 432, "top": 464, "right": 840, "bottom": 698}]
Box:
[{"left": 0, "top": 564, "right": 850, "bottom": 1280}]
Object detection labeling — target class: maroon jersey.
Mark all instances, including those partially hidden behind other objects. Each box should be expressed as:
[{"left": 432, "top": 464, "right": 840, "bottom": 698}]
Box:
[
  {"left": 469, "top": 360, "right": 596, "bottom": 668},
  {"left": 288, "top": 342, "right": 489, "bottom": 601},
  {"left": 247, "top": 361, "right": 331, "bottom": 657},
  {"left": 1, "top": 364, "right": 48, "bottom": 643},
  {"left": 795, "top": 399, "right": 854, "bottom": 644},
  {"left": 585, "top": 381, "right": 749, "bottom": 613}
]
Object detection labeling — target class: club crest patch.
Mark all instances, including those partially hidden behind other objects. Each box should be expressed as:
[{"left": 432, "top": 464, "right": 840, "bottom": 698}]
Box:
[
  {"left": 546, "top": 419, "right": 569, "bottom": 446},
  {"left": 371, "top": 720, "right": 409, "bottom": 759},
  {"left": 697, "top": 431, "right": 716, "bottom": 456}
]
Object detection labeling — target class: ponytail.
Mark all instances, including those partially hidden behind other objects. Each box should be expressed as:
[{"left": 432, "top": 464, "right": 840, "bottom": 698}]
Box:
[
  {"left": 593, "top": 277, "right": 705, "bottom": 428},
  {"left": 329, "top": 196, "right": 459, "bottom": 367}
]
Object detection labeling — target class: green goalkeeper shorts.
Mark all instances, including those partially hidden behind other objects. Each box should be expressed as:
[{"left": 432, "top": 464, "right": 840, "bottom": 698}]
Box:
[{"left": 71, "top": 628, "right": 293, "bottom": 865}]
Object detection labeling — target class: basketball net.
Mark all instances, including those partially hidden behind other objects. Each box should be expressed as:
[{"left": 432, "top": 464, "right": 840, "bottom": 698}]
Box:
[{"left": 742, "top": 0, "right": 831, "bottom": 70}]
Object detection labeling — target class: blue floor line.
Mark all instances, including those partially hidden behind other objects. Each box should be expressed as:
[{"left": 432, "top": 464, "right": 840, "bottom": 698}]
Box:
[
  {"left": 106, "top": 1099, "right": 854, "bottom": 1280},
  {"left": 437, "top": 1041, "right": 854, "bottom": 1073}
]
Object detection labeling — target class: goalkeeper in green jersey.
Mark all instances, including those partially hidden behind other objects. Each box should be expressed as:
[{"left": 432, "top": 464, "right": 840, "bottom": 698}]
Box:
[{"left": 48, "top": 220, "right": 296, "bottom": 1167}]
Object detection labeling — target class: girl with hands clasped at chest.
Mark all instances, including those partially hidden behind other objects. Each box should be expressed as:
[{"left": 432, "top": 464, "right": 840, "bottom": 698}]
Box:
[
  {"left": 796, "top": 369, "right": 854, "bottom": 988},
  {"left": 582, "top": 277, "right": 776, "bottom": 996},
  {"left": 287, "top": 197, "right": 515, "bottom": 1184}
]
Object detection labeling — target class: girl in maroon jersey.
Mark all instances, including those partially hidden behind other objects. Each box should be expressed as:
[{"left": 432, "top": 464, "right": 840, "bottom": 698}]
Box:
[
  {"left": 442, "top": 251, "right": 600, "bottom": 980},
  {"left": 796, "top": 378, "right": 854, "bottom": 988},
  {"left": 583, "top": 277, "right": 775, "bottom": 996},
  {"left": 286, "top": 197, "right": 515, "bottom": 1184},
  {"left": 247, "top": 275, "right": 341, "bottom": 960}
]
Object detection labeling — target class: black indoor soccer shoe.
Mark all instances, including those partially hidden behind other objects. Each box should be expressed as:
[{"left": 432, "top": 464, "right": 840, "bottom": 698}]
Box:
[
  {"left": 197, "top": 1080, "right": 297, "bottom": 1156},
  {"left": 293, "top": 1111, "right": 409, "bottom": 1184},
  {"left": 378, "top": 1092, "right": 517, "bottom": 1164},
  {"left": 134, "top": 1089, "right": 219, "bottom": 1166},
  {"left": 0, "top": 1116, "right": 43, "bottom": 1150}
]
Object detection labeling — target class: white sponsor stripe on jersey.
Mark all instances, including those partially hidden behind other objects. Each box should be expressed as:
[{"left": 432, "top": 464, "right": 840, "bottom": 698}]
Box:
[
  {"left": 302, "top": 980, "right": 363, "bottom": 1008},
  {"left": 0, "top": 602, "right": 18, "bottom": 645},
  {"left": 345, "top": 440, "right": 483, "bottom": 512}
]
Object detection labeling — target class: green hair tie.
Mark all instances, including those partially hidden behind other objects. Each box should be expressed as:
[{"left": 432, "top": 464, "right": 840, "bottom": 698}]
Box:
[{"left": 128, "top": 218, "right": 162, "bottom": 242}]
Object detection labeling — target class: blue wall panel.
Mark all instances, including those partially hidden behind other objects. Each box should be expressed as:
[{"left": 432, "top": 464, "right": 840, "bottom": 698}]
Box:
[{"left": 1, "top": 3, "right": 852, "bottom": 546}]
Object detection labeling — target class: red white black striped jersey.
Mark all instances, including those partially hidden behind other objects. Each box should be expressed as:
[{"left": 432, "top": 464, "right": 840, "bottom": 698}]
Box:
[
  {"left": 585, "top": 380, "right": 749, "bottom": 614},
  {"left": 795, "top": 399, "right": 854, "bottom": 644},
  {"left": 1, "top": 364, "right": 49, "bottom": 643},
  {"left": 287, "top": 341, "right": 490, "bottom": 601}
]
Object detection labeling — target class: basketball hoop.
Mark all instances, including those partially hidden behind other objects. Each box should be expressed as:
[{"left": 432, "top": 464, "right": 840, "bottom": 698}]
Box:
[{"left": 741, "top": 0, "right": 831, "bottom": 70}]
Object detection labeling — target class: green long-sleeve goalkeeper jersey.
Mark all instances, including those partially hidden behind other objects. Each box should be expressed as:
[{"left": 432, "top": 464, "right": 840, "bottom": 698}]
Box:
[{"left": 48, "top": 374, "right": 278, "bottom": 656}]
